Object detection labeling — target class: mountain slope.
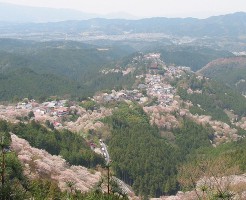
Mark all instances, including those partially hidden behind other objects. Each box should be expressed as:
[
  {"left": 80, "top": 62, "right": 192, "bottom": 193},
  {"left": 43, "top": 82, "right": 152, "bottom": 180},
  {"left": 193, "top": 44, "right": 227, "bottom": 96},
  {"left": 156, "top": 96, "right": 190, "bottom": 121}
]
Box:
[
  {"left": 1, "top": 12, "right": 246, "bottom": 37},
  {"left": 11, "top": 134, "right": 101, "bottom": 192},
  {"left": 199, "top": 56, "right": 246, "bottom": 93},
  {"left": 0, "top": 39, "right": 136, "bottom": 100},
  {"left": 158, "top": 46, "right": 233, "bottom": 71},
  {"left": 0, "top": 68, "right": 86, "bottom": 100},
  {"left": 0, "top": 40, "right": 134, "bottom": 78}
]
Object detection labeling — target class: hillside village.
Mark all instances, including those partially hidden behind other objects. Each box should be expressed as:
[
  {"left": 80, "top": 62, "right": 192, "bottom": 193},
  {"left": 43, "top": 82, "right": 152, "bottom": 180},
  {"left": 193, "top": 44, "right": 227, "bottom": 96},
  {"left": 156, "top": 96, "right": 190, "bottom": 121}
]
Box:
[
  {"left": 0, "top": 52, "right": 246, "bottom": 199},
  {"left": 0, "top": 53, "right": 245, "bottom": 146},
  {"left": 1, "top": 6, "right": 246, "bottom": 199}
]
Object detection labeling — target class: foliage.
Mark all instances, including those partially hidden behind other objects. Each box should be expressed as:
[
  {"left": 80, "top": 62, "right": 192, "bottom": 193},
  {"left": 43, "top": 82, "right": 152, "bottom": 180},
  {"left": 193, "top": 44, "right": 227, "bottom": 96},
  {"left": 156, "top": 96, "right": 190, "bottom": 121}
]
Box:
[
  {"left": 103, "top": 104, "right": 179, "bottom": 197},
  {"left": 80, "top": 99, "right": 98, "bottom": 111},
  {"left": 0, "top": 121, "right": 127, "bottom": 199},
  {"left": 6, "top": 120, "right": 105, "bottom": 168},
  {"left": 0, "top": 131, "right": 29, "bottom": 200},
  {"left": 173, "top": 118, "right": 212, "bottom": 157},
  {"left": 45, "top": 120, "right": 55, "bottom": 130},
  {"left": 2, "top": 176, "right": 129, "bottom": 200},
  {"left": 28, "top": 111, "right": 35, "bottom": 119},
  {"left": 178, "top": 76, "right": 246, "bottom": 123},
  {"left": 0, "top": 39, "right": 135, "bottom": 101},
  {"left": 159, "top": 46, "right": 232, "bottom": 72},
  {"left": 178, "top": 86, "right": 230, "bottom": 123},
  {"left": 178, "top": 138, "right": 246, "bottom": 199},
  {"left": 200, "top": 57, "right": 246, "bottom": 93},
  {"left": 103, "top": 103, "right": 213, "bottom": 197}
]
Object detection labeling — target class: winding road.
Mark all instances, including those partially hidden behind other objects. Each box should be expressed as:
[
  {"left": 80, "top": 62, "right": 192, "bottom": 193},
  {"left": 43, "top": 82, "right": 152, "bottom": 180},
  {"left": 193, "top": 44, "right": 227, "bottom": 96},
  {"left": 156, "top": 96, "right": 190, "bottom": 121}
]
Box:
[{"left": 99, "top": 139, "right": 134, "bottom": 195}]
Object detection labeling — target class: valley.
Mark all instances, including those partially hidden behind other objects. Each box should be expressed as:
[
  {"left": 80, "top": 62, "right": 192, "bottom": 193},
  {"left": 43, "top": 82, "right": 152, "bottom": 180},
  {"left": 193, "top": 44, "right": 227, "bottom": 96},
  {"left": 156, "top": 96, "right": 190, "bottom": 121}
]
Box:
[
  {"left": 1, "top": 49, "right": 246, "bottom": 199},
  {"left": 0, "top": 8, "right": 246, "bottom": 200}
]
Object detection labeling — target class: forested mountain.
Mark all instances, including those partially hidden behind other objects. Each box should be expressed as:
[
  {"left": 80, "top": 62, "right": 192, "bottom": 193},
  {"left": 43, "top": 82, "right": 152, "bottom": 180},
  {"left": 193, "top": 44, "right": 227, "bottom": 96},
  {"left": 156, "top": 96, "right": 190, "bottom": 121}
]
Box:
[
  {"left": 102, "top": 103, "right": 214, "bottom": 197},
  {"left": 1, "top": 48, "right": 246, "bottom": 198},
  {"left": 1, "top": 11, "right": 246, "bottom": 199},
  {"left": 0, "top": 38, "right": 234, "bottom": 101},
  {"left": 0, "top": 39, "right": 134, "bottom": 77},
  {"left": 177, "top": 75, "right": 246, "bottom": 123},
  {"left": 106, "top": 46, "right": 233, "bottom": 72},
  {"left": 157, "top": 46, "right": 233, "bottom": 71},
  {"left": 199, "top": 56, "right": 246, "bottom": 93},
  {"left": 1, "top": 12, "right": 246, "bottom": 37},
  {"left": 0, "top": 68, "right": 85, "bottom": 100},
  {"left": 0, "top": 121, "right": 127, "bottom": 199},
  {"left": 0, "top": 39, "right": 135, "bottom": 100}
]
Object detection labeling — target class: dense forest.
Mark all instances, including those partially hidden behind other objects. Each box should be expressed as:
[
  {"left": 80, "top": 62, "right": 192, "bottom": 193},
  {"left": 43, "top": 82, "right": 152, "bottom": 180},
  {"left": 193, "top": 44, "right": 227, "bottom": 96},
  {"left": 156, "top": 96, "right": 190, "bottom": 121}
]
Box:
[
  {"left": 177, "top": 75, "right": 246, "bottom": 123},
  {"left": 0, "top": 120, "right": 130, "bottom": 199},
  {"left": 0, "top": 103, "right": 246, "bottom": 198},
  {"left": 199, "top": 56, "right": 246, "bottom": 93},
  {"left": 0, "top": 105, "right": 213, "bottom": 198},
  {"left": 0, "top": 67, "right": 135, "bottom": 101},
  {"left": 158, "top": 46, "right": 233, "bottom": 71},
  {"left": 0, "top": 120, "right": 104, "bottom": 168},
  {"left": 178, "top": 138, "right": 246, "bottom": 192},
  {"left": 0, "top": 39, "right": 135, "bottom": 101},
  {"left": 0, "top": 132, "right": 127, "bottom": 200},
  {"left": 1, "top": 37, "right": 246, "bottom": 199},
  {"left": 0, "top": 39, "right": 235, "bottom": 101},
  {"left": 103, "top": 102, "right": 246, "bottom": 198},
  {"left": 102, "top": 103, "right": 214, "bottom": 198}
]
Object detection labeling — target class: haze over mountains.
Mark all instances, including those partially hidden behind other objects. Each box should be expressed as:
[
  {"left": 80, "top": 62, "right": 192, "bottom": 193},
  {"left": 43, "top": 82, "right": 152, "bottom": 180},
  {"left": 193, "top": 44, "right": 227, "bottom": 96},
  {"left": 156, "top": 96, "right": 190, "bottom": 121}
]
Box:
[
  {"left": 1, "top": 2, "right": 246, "bottom": 199},
  {"left": 0, "top": 2, "right": 136, "bottom": 22},
  {"left": 0, "top": 5, "right": 246, "bottom": 40}
]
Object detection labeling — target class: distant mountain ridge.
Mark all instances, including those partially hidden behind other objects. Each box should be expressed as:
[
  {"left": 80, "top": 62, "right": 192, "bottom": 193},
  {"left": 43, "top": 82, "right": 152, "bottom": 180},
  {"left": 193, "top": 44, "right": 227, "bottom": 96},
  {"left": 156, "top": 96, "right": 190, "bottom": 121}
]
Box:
[
  {"left": 0, "top": 3, "right": 136, "bottom": 22},
  {"left": 0, "top": 10, "right": 246, "bottom": 37}
]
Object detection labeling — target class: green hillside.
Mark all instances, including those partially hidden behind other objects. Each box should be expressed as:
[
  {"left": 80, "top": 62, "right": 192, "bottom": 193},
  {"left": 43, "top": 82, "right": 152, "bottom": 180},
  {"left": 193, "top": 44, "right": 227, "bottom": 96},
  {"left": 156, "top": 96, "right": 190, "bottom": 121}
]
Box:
[
  {"left": 0, "top": 39, "right": 135, "bottom": 101},
  {"left": 102, "top": 103, "right": 213, "bottom": 197},
  {"left": 158, "top": 46, "right": 233, "bottom": 71},
  {"left": 199, "top": 56, "right": 246, "bottom": 93},
  {"left": 177, "top": 75, "right": 246, "bottom": 123},
  {"left": 0, "top": 120, "right": 128, "bottom": 199}
]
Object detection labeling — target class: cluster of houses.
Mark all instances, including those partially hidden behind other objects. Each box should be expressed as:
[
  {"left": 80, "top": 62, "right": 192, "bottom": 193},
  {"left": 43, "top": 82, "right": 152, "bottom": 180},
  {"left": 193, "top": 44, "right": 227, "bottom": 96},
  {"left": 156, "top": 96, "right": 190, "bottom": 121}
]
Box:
[
  {"left": 145, "top": 74, "right": 175, "bottom": 106},
  {"left": 144, "top": 53, "right": 161, "bottom": 60},
  {"left": 16, "top": 99, "right": 69, "bottom": 119},
  {"left": 11, "top": 52, "right": 191, "bottom": 130},
  {"left": 165, "top": 65, "right": 191, "bottom": 79},
  {"left": 94, "top": 89, "right": 148, "bottom": 104},
  {"left": 100, "top": 67, "right": 135, "bottom": 76},
  {"left": 16, "top": 99, "right": 38, "bottom": 110},
  {"left": 144, "top": 53, "right": 166, "bottom": 70},
  {"left": 35, "top": 100, "right": 68, "bottom": 116},
  {"left": 94, "top": 53, "right": 191, "bottom": 107},
  {"left": 6, "top": 99, "right": 72, "bottom": 128}
]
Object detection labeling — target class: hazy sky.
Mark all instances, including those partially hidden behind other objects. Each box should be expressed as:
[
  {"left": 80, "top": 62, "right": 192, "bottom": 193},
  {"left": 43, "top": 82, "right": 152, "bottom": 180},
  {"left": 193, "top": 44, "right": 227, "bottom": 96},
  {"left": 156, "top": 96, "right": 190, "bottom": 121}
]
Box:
[{"left": 1, "top": 0, "right": 246, "bottom": 18}]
